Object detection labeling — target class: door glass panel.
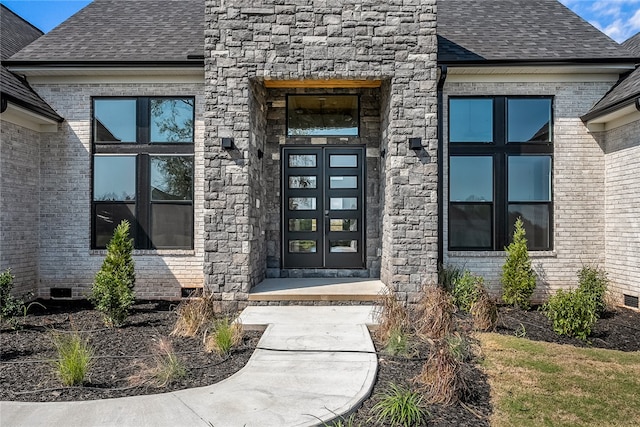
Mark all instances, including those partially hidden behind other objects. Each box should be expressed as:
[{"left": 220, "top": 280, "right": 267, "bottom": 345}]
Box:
[
  {"left": 508, "top": 98, "right": 551, "bottom": 143},
  {"left": 289, "top": 176, "right": 317, "bottom": 189},
  {"left": 449, "top": 98, "right": 493, "bottom": 143},
  {"left": 94, "top": 156, "right": 136, "bottom": 201},
  {"left": 289, "top": 197, "right": 316, "bottom": 210},
  {"left": 330, "top": 176, "right": 357, "bottom": 189},
  {"left": 94, "top": 99, "right": 137, "bottom": 142},
  {"left": 330, "top": 240, "right": 358, "bottom": 253},
  {"left": 151, "top": 156, "right": 193, "bottom": 201},
  {"left": 289, "top": 219, "right": 317, "bottom": 232},
  {"left": 289, "top": 154, "right": 316, "bottom": 168},
  {"left": 289, "top": 240, "right": 317, "bottom": 253},
  {"left": 508, "top": 156, "right": 551, "bottom": 201},
  {"left": 330, "top": 219, "right": 357, "bottom": 231},
  {"left": 330, "top": 197, "right": 357, "bottom": 210},
  {"left": 329, "top": 155, "right": 357, "bottom": 167},
  {"left": 450, "top": 156, "right": 493, "bottom": 202}
]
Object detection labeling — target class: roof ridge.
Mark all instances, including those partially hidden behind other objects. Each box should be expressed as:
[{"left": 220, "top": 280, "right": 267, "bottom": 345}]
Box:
[{"left": 1, "top": 4, "right": 44, "bottom": 36}]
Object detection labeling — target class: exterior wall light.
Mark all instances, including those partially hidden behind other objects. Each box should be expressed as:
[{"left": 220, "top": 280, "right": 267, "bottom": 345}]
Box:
[
  {"left": 221, "top": 137, "right": 234, "bottom": 149},
  {"left": 409, "top": 137, "right": 422, "bottom": 150}
]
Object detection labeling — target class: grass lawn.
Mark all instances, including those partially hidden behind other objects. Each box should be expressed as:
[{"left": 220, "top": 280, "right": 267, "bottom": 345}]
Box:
[{"left": 479, "top": 333, "right": 640, "bottom": 427}]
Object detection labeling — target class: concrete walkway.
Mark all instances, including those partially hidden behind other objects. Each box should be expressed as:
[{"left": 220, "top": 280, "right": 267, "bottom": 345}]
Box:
[{"left": 1, "top": 306, "right": 379, "bottom": 427}]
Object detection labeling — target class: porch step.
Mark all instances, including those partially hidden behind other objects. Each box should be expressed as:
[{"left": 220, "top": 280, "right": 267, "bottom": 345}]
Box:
[{"left": 248, "top": 278, "right": 387, "bottom": 302}]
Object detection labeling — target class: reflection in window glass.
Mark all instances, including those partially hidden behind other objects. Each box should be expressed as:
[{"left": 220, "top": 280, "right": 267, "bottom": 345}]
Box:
[
  {"left": 289, "top": 219, "right": 317, "bottom": 232},
  {"left": 94, "top": 204, "right": 135, "bottom": 248},
  {"left": 288, "top": 95, "right": 358, "bottom": 136},
  {"left": 289, "top": 197, "right": 316, "bottom": 210},
  {"left": 330, "top": 219, "right": 357, "bottom": 231},
  {"left": 450, "top": 156, "right": 493, "bottom": 202},
  {"left": 289, "top": 240, "right": 317, "bottom": 253},
  {"left": 151, "top": 156, "right": 193, "bottom": 201},
  {"left": 289, "top": 176, "right": 317, "bottom": 189},
  {"left": 509, "top": 205, "right": 550, "bottom": 249},
  {"left": 450, "top": 98, "right": 493, "bottom": 143},
  {"left": 150, "top": 98, "right": 194, "bottom": 143},
  {"left": 94, "top": 156, "right": 136, "bottom": 201},
  {"left": 330, "top": 197, "right": 357, "bottom": 210},
  {"left": 330, "top": 240, "right": 358, "bottom": 253},
  {"left": 508, "top": 156, "right": 551, "bottom": 201},
  {"left": 151, "top": 204, "right": 193, "bottom": 248},
  {"left": 449, "top": 204, "right": 492, "bottom": 249},
  {"left": 288, "top": 154, "right": 317, "bottom": 168},
  {"left": 508, "top": 99, "right": 551, "bottom": 142},
  {"left": 94, "top": 99, "right": 137, "bottom": 142},
  {"left": 329, "top": 155, "right": 358, "bottom": 167},
  {"left": 330, "top": 176, "right": 357, "bottom": 189}
]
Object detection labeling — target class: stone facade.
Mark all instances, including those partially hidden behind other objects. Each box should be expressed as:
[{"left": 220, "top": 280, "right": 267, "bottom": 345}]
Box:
[
  {"left": 204, "top": 0, "right": 439, "bottom": 303},
  {"left": 25, "top": 82, "right": 206, "bottom": 299},
  {"left": 602, "top": 119, "right": 640, "bottom": 303},
  {"left": 0, "top": 121, "right": 41, "bottom": 296},
  {"left": 443, "top": 79, "right": 616, "bottom": 301}
]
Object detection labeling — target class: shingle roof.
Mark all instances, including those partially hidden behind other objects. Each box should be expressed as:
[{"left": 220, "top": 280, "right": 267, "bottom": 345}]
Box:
[
  {"left": 437, "top": 0, "right": 637, "bottom": 64},
  {"left": 1, "top": 5, "right": 61, "bottom": 121},
  {"left": 8, "top": 0, "right": 204, "bottom": 64},
  {"left": 622, "top": 33, "right": 640, "bottom": 56}
]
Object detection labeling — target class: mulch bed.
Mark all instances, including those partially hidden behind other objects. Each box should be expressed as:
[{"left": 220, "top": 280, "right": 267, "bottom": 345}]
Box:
[
  {"left": 0, "top": 300, "right": 260, "bottom": 402},
  {"left": 2, "top": 300, "right": 639, "bottom": 426}
]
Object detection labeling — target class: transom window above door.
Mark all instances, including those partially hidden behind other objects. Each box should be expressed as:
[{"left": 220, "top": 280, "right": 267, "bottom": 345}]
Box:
[{"left": 287, "top": 95, "right": 359, "bottom": 137}]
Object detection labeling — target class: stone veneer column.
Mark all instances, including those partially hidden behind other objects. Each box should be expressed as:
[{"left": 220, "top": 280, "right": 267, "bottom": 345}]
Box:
[{"left": 204, "top": 0, "right": 438, "bottom": 303}]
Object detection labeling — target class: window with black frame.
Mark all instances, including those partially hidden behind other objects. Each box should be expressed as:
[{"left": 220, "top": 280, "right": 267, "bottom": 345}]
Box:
[
  {"left": 448, "top": 96, "right": 553, "bottom": 251},
  {"left": 92, "top": 97, "right": 195, "bottom": 249}
]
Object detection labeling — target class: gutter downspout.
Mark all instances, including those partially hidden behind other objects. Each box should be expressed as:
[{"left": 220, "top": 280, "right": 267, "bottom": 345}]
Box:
[{"left": 437, "top": 65, "right": 448, "bottom": 270}]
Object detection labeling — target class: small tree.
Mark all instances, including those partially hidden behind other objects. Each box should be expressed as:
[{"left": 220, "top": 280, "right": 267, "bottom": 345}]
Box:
[
  {"left": 90, "top": 220, "right": 135, "bottom": 327},
  {"left": 501, "top": 217, "right": 536, "bottom": 309},
  {"left": 1, "top": 269, "right": 22, "bottom": 327}
]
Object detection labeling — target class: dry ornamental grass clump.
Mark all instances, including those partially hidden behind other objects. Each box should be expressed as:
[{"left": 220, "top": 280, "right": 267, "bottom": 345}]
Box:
[
  {"left": 374, "top": 290, "right": 411, "bottom": 347},
  {"left": 470, "top": 286, "right": 498, "bottom": 332},
  {"left": 128, "top": 337, "right": 186, "bottom": 387},
  {"left": 204, "top": 317, "right": 244, "bottom": 356},
  {"left": 171, "top": 296, "right": 215, "bottom": 338},
  {"left": 414, "top": 285, "right": 455, "bottom": 340},
  {"left": 414, "top": 340, "right": 470, "bottom": 406}
]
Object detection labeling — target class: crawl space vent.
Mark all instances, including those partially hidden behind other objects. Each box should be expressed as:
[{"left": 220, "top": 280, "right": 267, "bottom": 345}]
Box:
[
  {"left": 623, "top": 294, "right": 639, "bottom": 309},
  {"left": 50, "top": 288, "right": 72, "bottom": 299},
  {"left": 181, "top": 287, "right": 203, "bottom": 298}
]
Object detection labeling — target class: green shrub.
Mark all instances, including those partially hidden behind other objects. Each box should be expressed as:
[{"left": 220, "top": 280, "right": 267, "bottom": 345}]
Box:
[
  {"left": 501, "top": 217, "right": 536, "bottom": 309},
  {"left": 205, "top": 317, "right": 243, "bottom": 356},
  {"left": 452, "top": 271, "right": 483, "bottom": 313},
  {"left": 90, "top": 220, "right": 135, "bottom": 327},
  {"left": 542, "top": 289, "right": 597, "bottom": 341},
  {"left": 384, "top": 328, "right": 411, "bottom": 357},
  {"left": 438, "top": 263, "right": 463, "bottom": 293},
  {"left": 371, "top": 383, "right": 428, "bottom": 427},
  {"left": 1, "top": 269, "right": 22, "bottom": 327},
  {"left": 52, "top": 331, "right": 93, "bottom": 386},
  {"left": 578, "top": 266, "right": 608, "bottom": 316}
]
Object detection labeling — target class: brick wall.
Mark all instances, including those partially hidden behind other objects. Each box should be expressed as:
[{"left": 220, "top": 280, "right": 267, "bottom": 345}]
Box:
[
  {"left": 602, "top": 119, "right": 640, "bottom": 303},
  {"left": 0, "top": 120, "right": 40, "bottom": 296},
  {"left": 443, "top": 80, "right": 614, "bottom": 300},
  {"left": 30, "top": 83, "right": 205, "bottom": 299}
]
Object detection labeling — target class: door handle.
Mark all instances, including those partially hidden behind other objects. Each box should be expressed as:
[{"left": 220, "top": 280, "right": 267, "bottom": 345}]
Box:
[{"left": 324, "top": 210, "right": 329, "bottom": 235}]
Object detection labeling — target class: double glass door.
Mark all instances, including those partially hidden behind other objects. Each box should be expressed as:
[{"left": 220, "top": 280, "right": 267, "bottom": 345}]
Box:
[{"left": 283, "top": 147, "right": 364, "bottom": 268}]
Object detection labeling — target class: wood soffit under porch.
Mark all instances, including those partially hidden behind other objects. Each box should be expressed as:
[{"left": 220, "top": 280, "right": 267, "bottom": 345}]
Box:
[{"left": 263, "top": 79, "right": 383, "bottom": 89}]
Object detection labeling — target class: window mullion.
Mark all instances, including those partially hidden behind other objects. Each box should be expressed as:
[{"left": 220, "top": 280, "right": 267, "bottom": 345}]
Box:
[
  {"left": 138, "top": 98, "right": 150, "bottom": 144},
  {"left": 137, "top": 154, "right": 151, "bottom": 249},
  {"left": 495, "top": 152, "right": 507, "bottom": 250}
]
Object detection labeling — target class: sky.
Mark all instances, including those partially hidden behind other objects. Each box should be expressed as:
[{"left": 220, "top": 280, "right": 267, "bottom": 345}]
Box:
[{"left": 0, "top": 0, "right": 639, "bottom": 43}]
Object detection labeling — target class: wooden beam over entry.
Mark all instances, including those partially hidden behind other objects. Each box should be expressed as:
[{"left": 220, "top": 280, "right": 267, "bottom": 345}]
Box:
[{"left": 263, "top": 79, "right": 383, "bottom": 89}]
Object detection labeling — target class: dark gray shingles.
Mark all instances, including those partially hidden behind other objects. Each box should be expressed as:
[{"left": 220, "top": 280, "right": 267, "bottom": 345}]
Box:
[
  {"left": 585, "top": 67, "right": 640, "bottom": 117},
  {"left": 622, "top": 33, "right": 640, "bottom": 56},
  {"left": 438, "top": 0, "right": 636, "bottom": 63},
  {"left": 9, "top": 0, "right": 204, "bottom": 63},
  {"left": 1, "top": 5, "right": 61, "bottom": 121}
]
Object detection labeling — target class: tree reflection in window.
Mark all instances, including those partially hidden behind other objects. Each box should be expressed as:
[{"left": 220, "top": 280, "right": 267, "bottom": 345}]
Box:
[
  {"left": 150, "top": 98, "right": 194, "bottom": 143},
  {"left": 151, "top": 157, "right": 193, "bottom": 201}
]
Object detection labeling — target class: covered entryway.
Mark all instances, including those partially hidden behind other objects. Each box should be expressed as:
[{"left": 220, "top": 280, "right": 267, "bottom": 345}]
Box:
[{"left": 282, "top": 146, "right": 365, "bottom": 269}]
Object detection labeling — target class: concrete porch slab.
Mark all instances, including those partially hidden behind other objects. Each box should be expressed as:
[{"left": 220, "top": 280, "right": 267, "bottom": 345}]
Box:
[{"left": 248, "top": 278, "right": 387, "bottom": 301}]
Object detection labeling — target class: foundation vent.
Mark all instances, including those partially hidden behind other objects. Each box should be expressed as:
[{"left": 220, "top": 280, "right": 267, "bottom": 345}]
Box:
[
  {"left": 50, "top": 288, "right": 72, "bottom": 299},
  {"left": 181, "top": 287, "right": 203, "bottom": 298},
  {"left": 623, "top": 294, "right": 639, "bottom": 309}
]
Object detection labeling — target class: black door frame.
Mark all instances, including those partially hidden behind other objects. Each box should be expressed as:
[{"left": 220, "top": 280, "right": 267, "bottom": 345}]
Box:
[{"left": 282, "top": 146, "right": 365, "bottom": 269}]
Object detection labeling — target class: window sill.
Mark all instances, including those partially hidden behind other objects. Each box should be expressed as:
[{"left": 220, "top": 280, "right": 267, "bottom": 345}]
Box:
[
  {"left": 448, "top": 250, "right": 557, "bottom": 258},
  {"left": 90, "top": 249, "right": 196, "bottom": 257}
]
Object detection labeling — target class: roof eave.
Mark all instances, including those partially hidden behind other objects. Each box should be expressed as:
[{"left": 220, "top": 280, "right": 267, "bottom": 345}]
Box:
[
  {"left": 581, "top": 95, "right": 640, "bottom": 123},
  {"left": 4, "top": 60, "right": 205, "bottom": 68},
  {"left": 0, "top": 92, "right": 63, "bottom": 122},
  {"left": 438, "top": 58, "right": 639, "bottom": 67}
]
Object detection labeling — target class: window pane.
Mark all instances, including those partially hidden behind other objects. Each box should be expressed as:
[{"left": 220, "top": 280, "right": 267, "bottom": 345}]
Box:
[
  {"left": 151, "top": 204, "right": 193, "bottom": 248},
  {"left": 509, "top": 204, "right": 550, "bottom": 249},
  {"left": 94, "top": 204, "right": 135, "bottom": 248},
  {"left": 288, "top": 95, "right": 358, "bottom": 136},
  {"left": 449, "top": 204, "right": 492, "bottom": 249},
  {"left": 289, "top": 176, "right": 317, "bottom": 189},
  {"left": 151, "top": 156, "right": 193, "bottom": 201},
  {"left": 508, "top": 98, "right": 551, "bottom": 142},
  {"left": 449, "top": 98, "right": 493, "bottom": 143},
  {"left": 330, "top": 219, "right": 357, "bottom": 231},
  {"left": 450, "top": 156, "right": 493, "bottom": 202},
  {"left": 330, "top": 176, "right": 357, "bottom": 189},
  {"left": 289, "top": 240, "right": 317, "bottom": 253},
  {"left": 508, "top": 156, "right": 551, "bottom": 201},
  {"left": 288, "top": 154, "right": 316, "bottom": 168},
  {"left": 289, "top": 219, "right": 317, "bottom": 232},
  {"left": 150, "top": 98, "right": 194, "bottom": 143},
  {"left": 329, "top": 155, "right": 357, "bottom": 168},
  {"left": 94, "top": 99, "right": 137, "bottom": 142},
  {"left": 330, "top": 240, "right": 358, "bottom": 253},
  {"left": 289, "top": 197, "right": 316, "bottom": 210},
  {"left": 94, "top": 156, "right": 136, "bottom": 201},
  {"left": 330, "top": 197, "right": 357, "bottom": 210}
]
